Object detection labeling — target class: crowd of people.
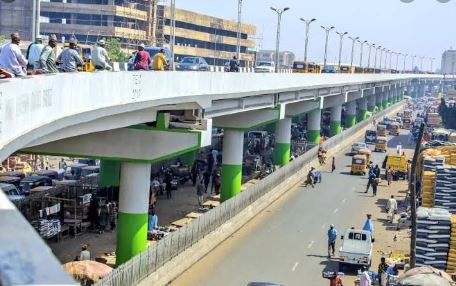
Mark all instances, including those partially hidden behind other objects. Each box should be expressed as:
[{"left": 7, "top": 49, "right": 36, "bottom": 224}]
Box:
[{"left": 0, "top": 32, "right": 170, "bottom": 78}]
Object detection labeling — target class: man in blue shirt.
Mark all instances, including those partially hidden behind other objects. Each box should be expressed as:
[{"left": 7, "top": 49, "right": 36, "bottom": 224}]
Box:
[
  {"left": 363, "top": 214, "right": 374, "bottom": 233},
  {"left": 148, "top": 209, "right": 158, "bottom": 235},
  {"left": 327, "top": 224, "right": 338, "bottom": 257}
]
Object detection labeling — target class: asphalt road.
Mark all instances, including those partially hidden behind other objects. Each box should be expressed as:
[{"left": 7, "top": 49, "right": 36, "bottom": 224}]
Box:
[{"left": 170, "top": 128, "right": 412, "bottom": 286}]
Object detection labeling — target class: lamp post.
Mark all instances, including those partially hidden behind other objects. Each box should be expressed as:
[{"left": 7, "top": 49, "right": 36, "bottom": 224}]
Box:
[
  {"left": 412, "top": 55, "right": 417, "bottom": 72},
  {"left": 348, "top": 36, "right": 359, "bottom": 68},
  {"left": 300, "top": 18, "right": 316, "bottom": 64},
  {"left": 170, "top": 0, "right": 176, "bottom": 71},
  {"left": 419, "top": 56, "right": 425, "bottom": 72},
  {"left": 358, "top": 40, "right": 368, "bottom": 70},
  {"left": 379, "top": 48, "right": 384, "bottom": 70},
  {"left": 336, "top": 31, "right": 348, "bottom": 69},
  {"left": 430, "top": 57, "right": 435, "bottom": 72},
  {"left": 236, "top": 0, "right": 243, "bottom": 65},
  {"left": 321, "top": 25, "right": 335, "bottom": 67},
  {"left": 271, "top": 7, "right": 290, "bottom": 73},
  {"left": 367, "top": 43, "right": 375, "bottom": 69},
  {"left": 395, "top": 52, "right": 401, "bottom": 71},
  {"left": 403, "top": 53, "right": 408, "bottom": 73},
  {"left": 374, "top": 45, "right": 382, "bottom": 70},
  {"left": 388, "top": 50, "right": 393, "bottom": 71}
]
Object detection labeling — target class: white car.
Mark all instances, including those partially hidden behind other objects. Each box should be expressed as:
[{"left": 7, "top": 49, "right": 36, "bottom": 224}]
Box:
[
  {"left": 351, "top": 142, "right": 367, "bottom": 153},
  {"left": 254, "top": 61, "right": 275, "bottom": 73},
  {"left": 339, "top": 229, "right": 373, "bottom": 269}
]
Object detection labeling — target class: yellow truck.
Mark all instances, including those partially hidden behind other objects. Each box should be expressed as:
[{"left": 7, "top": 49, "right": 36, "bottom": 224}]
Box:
[
  {"left": 377, "top": 124, "right": 387, "bottom": 137},
  {"left": 383, "top": 154, "right": 408, "bottom": 180}
]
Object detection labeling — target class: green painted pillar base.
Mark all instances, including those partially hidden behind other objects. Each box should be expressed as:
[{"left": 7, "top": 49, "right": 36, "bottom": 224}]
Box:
[
  {"left": 357, "top": 110, "right": 368, "bottom": 122},
  {"left": 273, "top": 143, "right": 291, "bottom": 166},
  {"left": 330, "top": 121, "right": 342, "bottom": 136},
  {"left": 180, "top": 150, "right": 197, "bottom": 166},
  {"left": 345, "top": 114, "right": 356, "bottom": 128},
  {"left": 307, "top": 129, "right": 320, "bottom": 144},
  {"left": 382, "top": 101, "right": 388, "bottom": 109},
  {"left": 99, "top": 160, "right": 120, "bottom": 188},
  {"left": 221, "top": 164, "right": 242, "bottom": 202},
  {"left": 116, "top": 212, "right": 148, "bottom": 265},
  {"left": 367, "top": 106, "right": 376, "bottom": 112},
  {"left": 377, "top": 104, "right": 383, "bottom": 112}
]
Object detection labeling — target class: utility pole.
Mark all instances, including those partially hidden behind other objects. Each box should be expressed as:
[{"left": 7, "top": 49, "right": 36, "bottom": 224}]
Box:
[
  {"left": 430, "top": 57, "right": 435, "bottom": 73},
  {"left": 300, "top": 18, "right": 316, "bottom": 65},
  {"left": 403, "top": 53, "right": 408, "bottom": 73},
  {"left": 236, "top": 0, "right": 243, "bottom": 64},
  {"left": 367, "top": 43, "right": 375, "bottom": 69},
  {"left": 271, "top": 7, "right": 290, "bottom": 73},
  {"left": 336, "top": 31, "right": 348, "bottom": 69},
  {"left": 410, "top": 123, "right": 425, "bottom": 268},
  {"left": 374, "top": 45, "right": 381, "bottom": 70},
  {"left": 321, "top": 25, "right": 335, "bottom": 67},
  {"left": 349, "top": 36, "right": 359, "bottom": 68},
  {"left": 358, "top": 40, "right": 368, "bottom": 71},
  {"left": 395, "top": 52, "right": 401, "bottom": 71}
]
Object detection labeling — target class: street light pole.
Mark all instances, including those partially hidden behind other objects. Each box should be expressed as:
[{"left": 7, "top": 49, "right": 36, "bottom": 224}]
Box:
[
  {"left": 379, "top": 48, "right": 384, "bottom": 70},
  {"left": 430, "top": 57, "right": 435, "bottom": 72},
  {"left": 403, "top": 53, "right": 408, "bottom": 73},
  {"left": 389, "top": 50, "right": 393, "bottom": 71},
  {"left": 321, "top": 25, "right": 335, "bottom": 67},
  {"left": 349, "top": 36, "right": 359, "bottom": 68},
  {"left": 419, "top": 56, "right": 425, "bottom": 72},
  {"left": 336, "top": 31, "right": 348, "bottom": 69},
  {"left": 170, "top": 0, "right": 176, "bottom": 71},
  {"left": 300, "top": 18, "right": 316, "bottom": 64},
  {"left": 271, "top": 7, "right": 290, "bottom": 73},
  {"left": 395, "top": 52, "right": 401, "bottom": 71},
  {"left": 236, "top": 0, "right": 243, "bottom": 64},
  {"left": 412, "top": 55, "right": 417, "bottom": 72},
  {"left": 374, "top": 45, "right": 381, "bottom": 70},
  {"left": 367, "top": 43, "right": 375, "bottom": 69},
  {"left": 358, "top": 40, "right": 368, "bottom": 70}
]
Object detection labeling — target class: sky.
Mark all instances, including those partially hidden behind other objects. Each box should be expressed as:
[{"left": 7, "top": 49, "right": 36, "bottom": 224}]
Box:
[{"left": 175, "top": 0, "right": 456, "bottom": 71}]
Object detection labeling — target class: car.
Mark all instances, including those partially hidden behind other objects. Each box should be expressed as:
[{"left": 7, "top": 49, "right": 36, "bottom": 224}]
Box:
[
  {"left": 254, "top": 61, "right": 275, "bottom": 73},
  {"left": 176, "top": 57, "right": 210, "bottom": 71},
  {"left": 351, "top": 142, "right": 367, "bottom": 153},
  {"left": 339, "top": 229, "right": 373, "bottom": 270},
  {"left": 321, "top": 65, "right": 337, "bottom": 73},
  {"left": 364, "top": 130, "right": 377, "bottom": 144},
  {"left": 0, "top": 183, "right": 25, "bottom": 201}
]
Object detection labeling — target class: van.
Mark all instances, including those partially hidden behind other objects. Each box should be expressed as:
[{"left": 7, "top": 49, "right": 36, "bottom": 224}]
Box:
[
  {"left": 339, "top": 229, "right": 373, "bottom": 269},
  {"left": 384, "top": 154, "right": 408, "bottom": 180}
]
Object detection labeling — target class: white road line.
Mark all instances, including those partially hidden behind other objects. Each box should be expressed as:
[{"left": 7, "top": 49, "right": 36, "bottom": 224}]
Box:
[
  {"left": 342, "top": 198, "right": 347, "bottom": 203},
  {"left": 308, "top": 241, "right": 314, "bottom": 249},
  {"left": 333, "top": 208, "right": 339, "bottom": 214},
  {"left": 292, "top": 262, "right": 299, "bottom": 272},
  {"left": 321, "top": 223, "right": 326, "bottom": 229}
]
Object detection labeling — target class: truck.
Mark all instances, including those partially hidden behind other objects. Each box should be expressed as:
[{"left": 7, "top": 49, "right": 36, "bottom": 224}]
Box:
[
  {"left": 339, "top": 229, "right": 373, "bottom": 270},
  {"left": 383, "top": 153, "right": 408, "bottom": 180}
]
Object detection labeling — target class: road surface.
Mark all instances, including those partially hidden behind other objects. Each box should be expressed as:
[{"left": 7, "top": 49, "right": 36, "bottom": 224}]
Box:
[{"left": 170, "top": 128, "right": 411, "bottom": 286}]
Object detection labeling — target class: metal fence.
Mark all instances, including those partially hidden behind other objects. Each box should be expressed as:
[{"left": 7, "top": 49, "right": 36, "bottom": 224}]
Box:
[{"left": 95, "top": 102, "right": 403, "bottom": 286}]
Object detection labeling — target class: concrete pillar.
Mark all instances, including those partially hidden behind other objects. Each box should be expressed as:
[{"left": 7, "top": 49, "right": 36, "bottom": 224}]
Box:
[
  {"left": 116, "top": 162, "right": 151, "bottom": 265},
  {"left": 221, "top": 129, "right": 244, "bottom": 202},
  {"left": 98, "top": 160, "right": 120, "bottom": 188},
  {"left": 307, "top": 109, "right": 321, "bottom": 144},
  {"left": 273, "top": 118, "right": 291, "bottom": 166},
  {"left": 382, "top": 92, "right": 388, "bottom": 110},
  {"left": 345, "top": 101, "right": 357, "bottom": 128},
  {"left": 367, "top": 95, "right": 376, "bottom": 112},
  {"left": 330, "top": 105, "right": 342, "bottom": 136},
  {"left": 357, "top": 97, "right": 368, "bottom": 121},
  {"left": 376, "top": 93, "right": 383, "bottom": 111},
  {"left": 180, "top": 150, "right": 197, "bottom": 166}
]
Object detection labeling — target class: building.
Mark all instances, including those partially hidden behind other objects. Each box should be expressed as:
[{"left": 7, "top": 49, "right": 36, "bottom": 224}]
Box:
[
  {"left": 256, "top": 50, "right": 295, "bottom": 69},
  {"left": 441, "top": 50, "right": 456, "bottom": 74},
  {"left": 0, "top": 0, "right": 256, "bottom": 66}
]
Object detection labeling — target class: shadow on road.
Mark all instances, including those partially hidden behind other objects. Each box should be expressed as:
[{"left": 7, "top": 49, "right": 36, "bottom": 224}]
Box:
[{"left": 306, "top": 254, "right": 340, "bottom": 272}]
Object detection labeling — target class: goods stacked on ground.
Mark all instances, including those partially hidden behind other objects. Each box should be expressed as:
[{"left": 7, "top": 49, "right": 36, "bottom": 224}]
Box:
[
  {"left": 446, "top": 214, "right": 456, "bottom": 274},
  {"left": 421, "top": 170, "right": 436, "bottom": 208},
  {"left": 416, "top": 207, "right": 451, "bottom": 270},
  {"left": 32, "top": 219, "right": 61, "bottom": 239},
  {"left": 434, "top": 165, "right": 456, "bottom": 213}
]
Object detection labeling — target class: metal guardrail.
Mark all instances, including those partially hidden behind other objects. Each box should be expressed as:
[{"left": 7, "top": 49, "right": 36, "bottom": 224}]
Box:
[{"left": 94, "top": 102, "right": 403, "bottom": 286}]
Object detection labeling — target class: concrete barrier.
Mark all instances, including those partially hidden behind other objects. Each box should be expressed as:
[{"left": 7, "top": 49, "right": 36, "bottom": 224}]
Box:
[{"left": 138, "top": 102, "right": 405, "bottom": 286}]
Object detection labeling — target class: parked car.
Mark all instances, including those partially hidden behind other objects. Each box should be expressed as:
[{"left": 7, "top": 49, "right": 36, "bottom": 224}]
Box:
[
  {"left": 20, "top": 176, "right": 53, "bottom": 194},
  {"left": 176, "top": 57, "right": 210, "bottom": 71},
  {"left": 0, "top": 183, "right": 25, "bottom": 201},
  {"left": 339, "top": 229, "right": 373, "bottom": 270},
  {"left": 351, "top": 142, "right": 367, "bottom": 153},
  {"left": 321, "top": 65, "right": 337, "bottom": 73},
  {"left": 254, "top": 61, "right": 275, "bottom": 73}
]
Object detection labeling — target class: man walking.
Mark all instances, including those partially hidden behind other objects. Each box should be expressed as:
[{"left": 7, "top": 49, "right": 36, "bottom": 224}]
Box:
[
  {"left": 0, "top": 32, "right": 28, "bottom": 76},
  {"left": 386, "top": 195, "right": 398, "bottom": 223},
  {"left": 365, "top": 170, "right": 376, "bottom": 194},
  {"left": 377, "top": 257, "right": 388, "bottom": 286},
  {"left": 331, "top": 156, "right": 336, "bottom": 173},
  {"left": 327, "top": 224, "right": 337, "bottom": 257},
  {"left": 362, "top": 214, "right": 374, "bottom": 234},
  {"left": 92, "top": 39, "right": 111, "bottom": 71},
  {"left": 134, "top": 44, "right": 151, "bottom": 71},
  {"left": 386, "top": 167, "right": 393, "bottom": 186},
  {"left": 57, "top": 38, "right": 84, "bottom": 72},
  {"left": 39, "top": 34, "right": 59, "bottom": 73}
]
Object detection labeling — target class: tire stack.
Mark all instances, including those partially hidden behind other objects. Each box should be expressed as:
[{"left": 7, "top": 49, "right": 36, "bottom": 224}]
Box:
[
  {"left": 433, "top": 165, "right": 456, "bottom": 213},
  {"left": 446, "top": 214, "right": 456, "bottom": 274},
  {"left": 416, "top": 207, "right": 451, "bottom": 270}
]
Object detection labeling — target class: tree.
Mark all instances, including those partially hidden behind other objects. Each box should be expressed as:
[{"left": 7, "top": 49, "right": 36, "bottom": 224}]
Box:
[{"left": 105, "top": 38, "right": 128, "bottom": 62}]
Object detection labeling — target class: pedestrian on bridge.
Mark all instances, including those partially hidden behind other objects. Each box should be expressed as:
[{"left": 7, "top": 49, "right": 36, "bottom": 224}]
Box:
[
  {"left": 0, "top": 32, "right": 28, "bottom": 77},
  {"left": 39, "top": 34, "right": 59, "bottom": 73},
  {"left": 57, "top": 38, "right": 84, "bottom": 72},
  {"left": 134, "top": 43, "right": 151, "bottom": 71},
  {"left": 91, "top": 39, "right": 112, "bottom": 71},
  {"left": 152, "top": 49, "right": 167, "bottom": 71},
  {"left": 327, "top": 224, "right": 337, "bottom": 258}
]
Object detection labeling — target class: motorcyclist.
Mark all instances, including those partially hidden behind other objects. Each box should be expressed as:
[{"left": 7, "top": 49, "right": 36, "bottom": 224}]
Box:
[
  {"left": 318, "top": 147, "right": 327, "bottom": 165},
  {"left": 304, "top": 167, "right": 315, "bottom": 188}
]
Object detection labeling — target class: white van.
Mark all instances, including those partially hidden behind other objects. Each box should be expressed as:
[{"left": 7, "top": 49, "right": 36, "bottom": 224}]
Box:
[{"left": 339, "top": 229, "right": 373, "bottom": 269}]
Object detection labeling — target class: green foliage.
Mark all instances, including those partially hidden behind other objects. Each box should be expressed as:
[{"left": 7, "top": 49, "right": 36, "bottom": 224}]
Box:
[
  {"left": 105, "top": 38, "right": 128, "bottom": 62},
  {"left": 0, "top": 35, "right": 6, "bottom": 45}
]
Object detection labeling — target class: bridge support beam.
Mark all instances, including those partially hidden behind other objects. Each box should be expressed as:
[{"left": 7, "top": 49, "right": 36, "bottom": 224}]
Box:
[
  {"left": 330, "top": 105, "right": 342, "bottom": 136},
  {"left": 382, "top": 91, "right": 388, "bottom": 110},
  {"left": 116, "top": 162, "right": 151, "bottom": 266},
  {"left": 99, "top": 160, "right": 120, "bottom": 188},
  {"left": 307, "top": 109, "right": 321, "bottom": 144},
  {"left": 221, "top": 129, "right": 244, "bottom": 202},
  {"left": 367, "top": 95, "right": 376, "bottom": 113},
  {"left": 345, "top": 101, "right": 357, "bottom": 128},
  {"left": 357, "top": 97, "right": 368, "bottom": 121},
  {"left": 376, "top": 93, "right": 383, "bottom": 112},
  {"left": 273, "top": 118, "right": 291, "bottom": 166},
  {"left": 180, "top": 150, "right": 197, "bottom": 166}
]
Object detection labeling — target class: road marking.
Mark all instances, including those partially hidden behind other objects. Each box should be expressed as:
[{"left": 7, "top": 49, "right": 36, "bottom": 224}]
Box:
[
  {"left": 292, "top": 262, "right": 299, "bottom": 272},
  {"left": 321, "top": 223, "right": 326, "bottom": 229},
  {"left": 333, "top": 208, "right": 339, "bottom": 214},
  {"left": 308, "top": 241, "right": 314, "bottom": 249},
  {"left": 342, "top": 198, "right": 347, "bottom": 203}
]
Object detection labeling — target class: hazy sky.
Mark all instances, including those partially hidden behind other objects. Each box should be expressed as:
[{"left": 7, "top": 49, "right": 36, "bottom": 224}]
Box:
[{"left": 175, "top": 0, "right": 455, "bottom": 71}]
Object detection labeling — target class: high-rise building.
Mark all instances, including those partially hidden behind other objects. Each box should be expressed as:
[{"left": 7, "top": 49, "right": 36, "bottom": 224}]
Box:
[
  {"left": 256, "top": 50, "right": 295, "bottom": 68},
  {"left": 0, "top": 0, "right": 256, "bottom": 66},
  {"left": 441, "top": 50, "right": 456, "bottom": 74}
]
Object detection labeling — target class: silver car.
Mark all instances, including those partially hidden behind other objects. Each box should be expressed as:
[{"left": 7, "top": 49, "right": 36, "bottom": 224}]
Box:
[{"left": 176, "top": 57, "right": 210, "bottom": 71}]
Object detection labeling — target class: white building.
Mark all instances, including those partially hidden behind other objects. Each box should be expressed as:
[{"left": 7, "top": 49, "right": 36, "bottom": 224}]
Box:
[
  {"left": 441, "top": 50, "right": 456, "bottom": 74},
  {"left": 256, "top": 50, "right": 295, "bottom": 69}
]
